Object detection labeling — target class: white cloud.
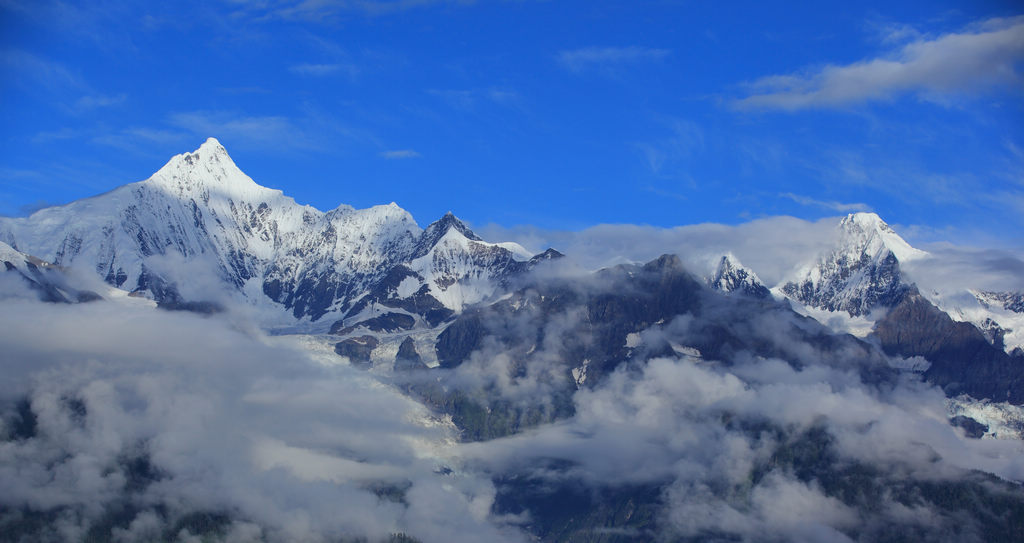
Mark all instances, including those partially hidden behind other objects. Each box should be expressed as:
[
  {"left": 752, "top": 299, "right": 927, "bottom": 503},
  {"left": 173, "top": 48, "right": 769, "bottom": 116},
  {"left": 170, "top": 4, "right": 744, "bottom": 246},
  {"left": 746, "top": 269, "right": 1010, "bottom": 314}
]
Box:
[
  {"left": 0, "top": 50, "right": 82, "bottom": 91},
  {"left": 635, "top": 118, "right": 704, "bottom": 177},
  {"left": 75, "top": 93, "right": 127, "bottom": 110},
  {"left": 735, "top": 16, "right": 1024, "bottom": 110},
  {"left": 780, "top": 192, "right": 871, "bottom": 213},
  {"left": 427, "top": 87, "right": 522, "bottom": 111},
  {"left": 557, "top": 46, "right": 670, "bottom": 73},
  {"left": 168, "top": 111, "right": 317, "bottom": 151},
  {"left": 289, "top": 62, "right": 358, "bottom": 77},
  {"left": 0, "top": 299, "right": 527, "bottom": 542},
  {"left": 479, "top": 214, "right": 1024, "bottom": 300},
  {"left": 460, "top": 339, "right": 1024, "bottom": 540},
  {"left": 4, "top": 213, "right": 1024, "bottom": 540},
  {"left": 478, "top": 215, "right": 842, "bottom": 285},
  {"left": 379, "top": 149, "right": 422, "bottom": 159},
  {"left": 233, "top": 0, "right": 475, "bottom": 21}
]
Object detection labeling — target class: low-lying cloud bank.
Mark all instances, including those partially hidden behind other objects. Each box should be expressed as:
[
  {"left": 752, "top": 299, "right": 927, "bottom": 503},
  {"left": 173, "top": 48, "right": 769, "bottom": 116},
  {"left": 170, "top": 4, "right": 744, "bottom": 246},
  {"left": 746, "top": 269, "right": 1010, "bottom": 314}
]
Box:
[
  {"left": 3, "top": 228, "right": 1024, "bottom": 541},
  {"left": 0, "top": 300, "right": 524, "bottom": 543},
  {"left": 413, "top": 258, "right": 1024, "bottom": 541},
  {"left": 478, "top": 216, "right": 1024, "bottom": 292},
  {"left": 479, "top": 216, "right": 839, "bottom": 285}
]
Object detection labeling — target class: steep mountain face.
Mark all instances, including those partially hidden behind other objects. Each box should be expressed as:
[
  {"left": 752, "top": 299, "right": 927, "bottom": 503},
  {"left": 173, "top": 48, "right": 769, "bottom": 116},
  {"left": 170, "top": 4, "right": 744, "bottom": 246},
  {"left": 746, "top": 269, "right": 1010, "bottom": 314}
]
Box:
[
  {"left": 707, "top": 253, "right": 770, "bottom": 299},
  {"left": 781, "top": 213, "right": 926, "bottom": 317},
  {"left": 0, "top": 139, "right": 547, "bottom": 324},
  {"left": 873, "top": 288, "right": 1024, "bottom": 404}
]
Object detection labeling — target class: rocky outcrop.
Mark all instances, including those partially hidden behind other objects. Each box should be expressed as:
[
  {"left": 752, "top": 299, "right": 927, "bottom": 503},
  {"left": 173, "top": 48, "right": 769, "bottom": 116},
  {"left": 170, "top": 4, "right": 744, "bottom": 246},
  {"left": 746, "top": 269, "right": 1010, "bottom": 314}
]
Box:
[{"left": 334, "top": 335, "right": 380, "bottom": 368}]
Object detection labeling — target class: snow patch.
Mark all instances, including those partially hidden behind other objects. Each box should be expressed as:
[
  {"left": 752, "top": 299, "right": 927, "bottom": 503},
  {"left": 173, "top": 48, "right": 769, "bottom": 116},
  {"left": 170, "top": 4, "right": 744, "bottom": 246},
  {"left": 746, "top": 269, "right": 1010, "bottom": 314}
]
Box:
[
  {"left": 887, "top": 355, "right": 931, "bottom": 373},
  {"left": 572, "top": 359, "right": 590, "bottom": 388},
  {"left": 396, "top": 276, "right": 421, "bottom": 298},
  {"left": 780, "top": 292, "right": 878, "bottom": 337},
  {"left": 946, "top": 396, "right": 1024, "bottom": 440}
]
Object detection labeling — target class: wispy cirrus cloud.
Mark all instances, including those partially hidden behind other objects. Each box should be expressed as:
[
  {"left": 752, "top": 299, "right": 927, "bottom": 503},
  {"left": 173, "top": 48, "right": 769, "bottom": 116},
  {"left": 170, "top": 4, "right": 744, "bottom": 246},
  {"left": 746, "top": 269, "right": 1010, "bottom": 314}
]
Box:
[
  {"left": 1, "top": 50, "right": 130, "bottom": 115},
  {"left": 289, "top": 62, "right": 358, "bottom": 77},
  {"left": 427, "top": 87, "right": 522, "bottom": 111},
  {"left": 634, "top": 118, "right": 704, "bottom": 177},
  {"left": 75, "top": 93, "right": 127, "bottom": 110},
  {"left": 1, "top": 50, "right": 83, "bottom": 92},
  {"left": 780, "top": 192, "right": 871, "bottom": 213},
  {"left": 91, "top": 127, "right": 190, "bottom": 152},
  {"left": 0, "top": 299, "right": 523, "bottom": 543},
  {"left": 168, "top": 111, "right": 317, "bottom": 151},
  {"left": 557, "top": 46, "right": 670, "bottom": 73},
  {"left": 229, "top": 0, "right": 475, "bottom": 21},
  {"left": 735, "top": 16, "right": 1024, "bottom": 110},
  {"left": 379, "top": 149, "right": 421, "bottom": 159}
]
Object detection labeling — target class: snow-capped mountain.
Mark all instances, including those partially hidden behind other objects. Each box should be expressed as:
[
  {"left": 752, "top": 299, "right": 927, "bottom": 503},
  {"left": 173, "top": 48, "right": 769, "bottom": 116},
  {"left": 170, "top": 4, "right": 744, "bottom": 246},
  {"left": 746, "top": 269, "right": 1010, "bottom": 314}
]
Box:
[
  {"left": 0, "top": 139, "right": 551, "bottom": 326},
  {"left": 707, "top": 253, "right": 770, "bottom": 298},
  {"left": 779, "top": 212, "right": 927, "bottom": 317},
  {"left": 770, "top": 212, "right": 1024, "bottom": 357},
  {"left": 2, "top": 139, "right": 1018, "bottom": 373}
]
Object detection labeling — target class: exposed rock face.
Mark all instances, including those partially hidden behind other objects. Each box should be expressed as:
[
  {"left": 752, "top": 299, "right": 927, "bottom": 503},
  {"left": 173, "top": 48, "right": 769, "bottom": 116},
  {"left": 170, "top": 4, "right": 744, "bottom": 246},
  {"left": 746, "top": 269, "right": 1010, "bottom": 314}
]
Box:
[
  {"left": 781, "top": 213, "right": 924, "bottom": 316},
  {"left": 873, "top": 289, "right": 1024, "bottom": 404},
  {"left": 330, "top": 312, "right": 416, "bottom": 335},
  {"left": 950, "top": 416, "right": 989, "bottom": 439},
  {"left": 333, "top": 335, "right": 380, "bottom": 368},
  {"left": 394, "top": 337, "right": 427, "bottom": 372}
]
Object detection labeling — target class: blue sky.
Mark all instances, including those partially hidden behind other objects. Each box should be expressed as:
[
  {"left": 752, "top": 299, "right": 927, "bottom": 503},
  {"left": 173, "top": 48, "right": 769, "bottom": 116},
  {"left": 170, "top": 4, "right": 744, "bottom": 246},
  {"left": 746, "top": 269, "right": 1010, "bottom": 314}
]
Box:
[{"left": 1, "top": 0, "right": 1022, "bottom": 246}]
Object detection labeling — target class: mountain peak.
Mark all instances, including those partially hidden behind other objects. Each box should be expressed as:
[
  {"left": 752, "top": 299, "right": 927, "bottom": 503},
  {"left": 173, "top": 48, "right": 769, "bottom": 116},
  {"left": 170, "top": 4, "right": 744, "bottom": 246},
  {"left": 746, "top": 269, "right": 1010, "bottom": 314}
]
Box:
[
  {"left": 840, "top": 211, "right": 887, "bottom": 230},
  {"left": 428, "top": 212, "right": 483, "bottom": 241},
  {"left": 147, "top": 138, "right": 267, "bottom": 197},
  {"left": 411, "top": 211, "right": 483, "bottom": 259},
  {"left": 199, "top": 136, "right": 225, "bottom": 151},
  {"left": 837, "top": 212, "right": 926, "bottom": 263},
  {"left": 781, "top": 213, "right": 924, "bottom": 316}
]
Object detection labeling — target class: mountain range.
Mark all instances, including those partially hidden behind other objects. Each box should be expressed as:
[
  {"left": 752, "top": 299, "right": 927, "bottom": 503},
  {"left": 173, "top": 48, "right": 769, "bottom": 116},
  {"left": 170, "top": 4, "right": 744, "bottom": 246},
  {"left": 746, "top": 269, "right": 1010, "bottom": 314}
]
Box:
[
  {"left": 2, "top": 139, "right": 1020, "bottom": 357},
  {"left": 3, "top": 140, "right": 1024, "bottom": 543}
]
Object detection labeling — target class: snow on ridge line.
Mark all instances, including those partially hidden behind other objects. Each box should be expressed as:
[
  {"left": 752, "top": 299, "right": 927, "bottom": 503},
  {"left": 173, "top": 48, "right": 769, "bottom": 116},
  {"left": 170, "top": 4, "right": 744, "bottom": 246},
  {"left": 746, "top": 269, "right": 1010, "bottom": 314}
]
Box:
[{"left": 0, "top": 138, "right": 543, "bottom": 323}]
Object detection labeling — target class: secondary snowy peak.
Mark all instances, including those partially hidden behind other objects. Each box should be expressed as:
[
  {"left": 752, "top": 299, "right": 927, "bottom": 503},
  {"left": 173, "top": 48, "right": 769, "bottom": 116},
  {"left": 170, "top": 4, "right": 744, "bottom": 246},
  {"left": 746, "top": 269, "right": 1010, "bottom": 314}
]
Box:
[
  {"left": 780, "top": 213, "right": 924, "bottom": 316},
  {"left": 708, "top": 253, "right": 770, "bottom": 299}
]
